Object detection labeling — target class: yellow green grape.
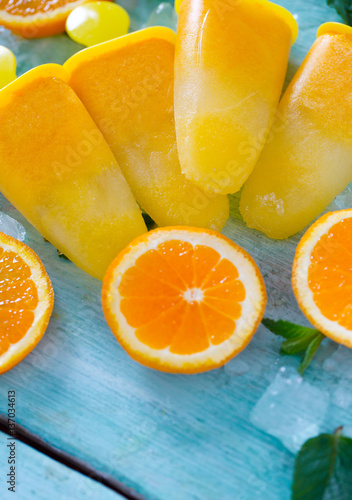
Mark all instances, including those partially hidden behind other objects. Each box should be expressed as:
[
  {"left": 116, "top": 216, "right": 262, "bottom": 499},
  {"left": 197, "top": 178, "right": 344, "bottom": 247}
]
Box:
[
  {"left": 66, "top": 2, "right": 130, "bottom": 47},
  {"left": 0, "top": 46, "right": 16, "bottom": 90}
]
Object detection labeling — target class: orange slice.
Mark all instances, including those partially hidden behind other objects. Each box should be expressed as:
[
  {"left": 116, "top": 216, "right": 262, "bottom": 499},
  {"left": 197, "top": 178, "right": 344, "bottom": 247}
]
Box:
[
  {"left": 0, "top": 0, "right": 112, "bottom": 38},
  {"left": 0, "top": 232, "right": 54, "bottom": 374},
  {"left": 292, "top": 210, "right": 352, "bottom": 348},
  {"left": 102, "top": 227, "right": 266, "bottom": 373}
]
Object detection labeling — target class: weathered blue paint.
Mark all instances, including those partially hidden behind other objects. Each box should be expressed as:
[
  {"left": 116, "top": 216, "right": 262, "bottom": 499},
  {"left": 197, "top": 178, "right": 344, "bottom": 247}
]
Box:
[{"left": 0, "top": 1, "right": 351, "bottom": 500}]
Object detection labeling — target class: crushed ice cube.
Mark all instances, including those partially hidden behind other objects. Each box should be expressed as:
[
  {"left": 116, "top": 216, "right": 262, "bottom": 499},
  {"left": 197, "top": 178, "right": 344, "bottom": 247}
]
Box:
[
  {"left": 0, "top": 212, "right": 26, "bottom": 241},
  {"left": 343, "top": 426, "right": 352, "bottom": 439},
  {"left": 323, "top": 346, "right": 352, "bottom": 380},
  {"left": 333, "top": 185, "right": 352, "bottom": 210},
  {"left": 224, "top": 357, "right": 250, "bottom": 376},
  {"left": 333, "top": 385, "right": 352, "bottom": 410},
  {"left": 250, "top": 367, "right": 329, "bottom": 453},
  {"left": 145, "top": 3, "right": 178, "bottom": 31}
]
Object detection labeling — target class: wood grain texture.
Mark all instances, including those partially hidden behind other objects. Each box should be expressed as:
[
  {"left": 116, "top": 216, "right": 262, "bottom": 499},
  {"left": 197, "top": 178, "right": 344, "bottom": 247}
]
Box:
[
  {"left": 0, "top": 1, "right": 352, "bottom": 500},
  {"left": 0, "top": 430, "right": 124, "bottom": 499}
]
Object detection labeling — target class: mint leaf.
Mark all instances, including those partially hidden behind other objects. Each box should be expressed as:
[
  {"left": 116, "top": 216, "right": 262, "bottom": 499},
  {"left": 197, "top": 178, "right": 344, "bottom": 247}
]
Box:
[
  {"left": 292, "top": 427, "right": 352, "bottom": 500},
  {"left": 298, "top": 333, "right": 324, "bottom": 376},
  {"left": 262, "top": 319, "right": 318, "bottom": 340},
  {"left": 281, "top": 332, "right": 318, "bottom": 355},
  {"left": 262, "top": 319, "right": 325, "bottom": 374},
  {"left": 141, "top": 210, "right": 157, "bottom": 231},
  {"left": 327, "top": 0, "right": 352, "bottom": 25}
]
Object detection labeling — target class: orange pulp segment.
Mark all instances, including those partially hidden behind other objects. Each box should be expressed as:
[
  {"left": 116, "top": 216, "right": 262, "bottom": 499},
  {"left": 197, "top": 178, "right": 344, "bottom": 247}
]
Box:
[
  {"left": 309, "top": 217, "right": 352, "bottom": 329},
  {"left": 102, "top": 227, "right": 266, "bottom": 373},
  {"left": 0, "top": 232, "right": 54, "bottom": 374},
  {"left": 293, "top": 210, "right": 352, "bottom": 347},
  {"left": 0, "top": 0, "right": 113, "bottom": 38}
]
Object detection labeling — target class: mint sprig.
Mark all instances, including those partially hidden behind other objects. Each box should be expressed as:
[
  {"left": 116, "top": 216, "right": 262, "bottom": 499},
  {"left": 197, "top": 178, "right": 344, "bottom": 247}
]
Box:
[
  {"left": 141, "top": 210, "right": 157, "bottom": 231},
  {"left": 327, "top": 0, "right": 352, "bottom": 25},
  {"left": 262, "top": 319, "right": 325, "bottom": 375},
  {"left": 292, "top": 427, "right": 352, "bottom": 500}
]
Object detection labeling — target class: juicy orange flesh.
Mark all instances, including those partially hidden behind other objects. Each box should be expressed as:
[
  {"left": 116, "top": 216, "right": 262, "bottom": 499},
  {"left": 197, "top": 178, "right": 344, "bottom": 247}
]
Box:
[
  {"left": 0, "top": 246, "right": 37, "bottom": 355},
  {"left": 0, "top": 0, "right": 114, "bottom": 39},
  {"left": 0, "top": 0, "right": 80, "bottom": 15},
  {"left": 119, "top": 240, "right": 246, "bottom": 354},
  {"left": 308, "top": 217, "right": 352, "bottom": 329}
]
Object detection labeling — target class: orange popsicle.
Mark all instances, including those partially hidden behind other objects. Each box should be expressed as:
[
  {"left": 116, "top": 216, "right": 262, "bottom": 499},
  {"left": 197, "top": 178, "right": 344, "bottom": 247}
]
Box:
[
  {"left": 0, "top": 64, "right": 146, "bottom": 279},
  {"left": 65, "top": 27, "right": 229, "bottom": 230},
  {"left": 240, "top": 23, "right": 352, "bottom": 239},
  {"left": 174, "top": 0, "right": 298, "bottom": 195}
]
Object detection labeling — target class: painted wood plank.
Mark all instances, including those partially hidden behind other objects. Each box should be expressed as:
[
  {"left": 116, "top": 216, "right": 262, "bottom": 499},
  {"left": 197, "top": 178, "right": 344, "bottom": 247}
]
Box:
[
  {"left": 0, "top": 431, "right": 125, "bottom": 500},
  {"left": 0, "top": 1, "right": 351, "bottom": 500}
]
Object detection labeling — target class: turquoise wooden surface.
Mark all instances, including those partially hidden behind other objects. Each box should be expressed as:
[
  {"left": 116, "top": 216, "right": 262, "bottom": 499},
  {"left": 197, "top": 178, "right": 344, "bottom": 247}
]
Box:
[
  {"left": 0, "top": 431, "right": 124, "bottom": 499},
  {"left": 0, "top": 1, "right": 352, "bottom": 499}
]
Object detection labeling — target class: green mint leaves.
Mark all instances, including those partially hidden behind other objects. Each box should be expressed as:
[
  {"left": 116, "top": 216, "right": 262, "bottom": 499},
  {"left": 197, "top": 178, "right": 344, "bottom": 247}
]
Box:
[
  {"left": 292, "top": 427, "right": 352, "bottom": 500},
  {"left": 141, "top": 210, "right": 157, "bottom": 231},
  {"left": 327, "top": 0, "right": 352, "bottom": 25},
  {"left": 262, "top": 319, "right": 325, "bottom": 375}
]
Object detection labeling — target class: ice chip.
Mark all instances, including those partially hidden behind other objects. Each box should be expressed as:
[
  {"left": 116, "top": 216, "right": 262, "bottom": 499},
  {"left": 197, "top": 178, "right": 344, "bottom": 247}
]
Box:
[
  {"left": 333, "top": 185, "right": 352, "bottom": 209},
  {"left": 145, "top": 3, "right": 178, "bottom": 31},
  {"left": 323, "top": 346, "right": 352, "bottom": 380},
  {"left": 343, "top": 426, "right": 352, "bottom": 439},
  {"left": 250, "top": 367, "right": 329, "bottom": 453},
  {"left": 0, "top": 212, "right": 26, "bottom": 241},
  {"left": 224, "top": 357, "right": 250, "bottom": 377},
  {"left": 333, "top": 385, "right": 352, "bottom": 410}
]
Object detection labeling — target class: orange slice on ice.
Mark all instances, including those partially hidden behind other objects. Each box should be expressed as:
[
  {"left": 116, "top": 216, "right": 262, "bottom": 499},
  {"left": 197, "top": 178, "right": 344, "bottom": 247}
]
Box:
[
  {"left": 293, "top": 210, "right": 352, "bottom": 348},
  {"left": 0, "top": 232, "right": 54, "bottom": 374},
  {"left": 0, "top": 0, "right": 112, "bottom": 38},
  {"left": 102, "top": 227, "right": 266, "bottom": 373}
]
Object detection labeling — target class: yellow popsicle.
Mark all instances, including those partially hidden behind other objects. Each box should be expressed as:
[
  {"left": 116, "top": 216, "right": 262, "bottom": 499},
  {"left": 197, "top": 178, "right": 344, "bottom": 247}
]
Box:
[
  {"left": 240, "top": 23, "right": 352, "bottom": 239},
  {"left": 0, "top": 64, "right": 146, "bottom": 279},
  {"left": 174, "top": 0, "right": 298, "bottom": 195},
  {"left": 65, "top": 27, "right": 229, "bottom": 230}
]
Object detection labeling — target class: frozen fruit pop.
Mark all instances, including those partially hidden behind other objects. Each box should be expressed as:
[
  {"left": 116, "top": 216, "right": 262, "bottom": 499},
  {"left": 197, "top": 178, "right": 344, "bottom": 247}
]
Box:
[
  {"left": 65, "top": 27, "right": 229, "bottom": 231},
  {"left": 174, "top": 0, "right": 298, "bottom": 195},
  {"left": 240, "top": 23, "right": 352, "bottom": 239},
  {"left": 0, "top": 64, "right": 146, "bottom": 279}
]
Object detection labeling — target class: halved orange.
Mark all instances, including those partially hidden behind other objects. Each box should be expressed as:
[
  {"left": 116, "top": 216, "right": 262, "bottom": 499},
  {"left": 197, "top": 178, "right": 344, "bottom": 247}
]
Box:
[
  {"left": 293, "top": 210, "right": 352, "bottom": 348},
  {"left": 0, "top": 232, "right": 54, "bottom": 374},
  {"left": 0, "top": 0, "right": 112, "bottom": 38},
  {"left": 102, "top": 227, "right": 266, "bottom": 373}
]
